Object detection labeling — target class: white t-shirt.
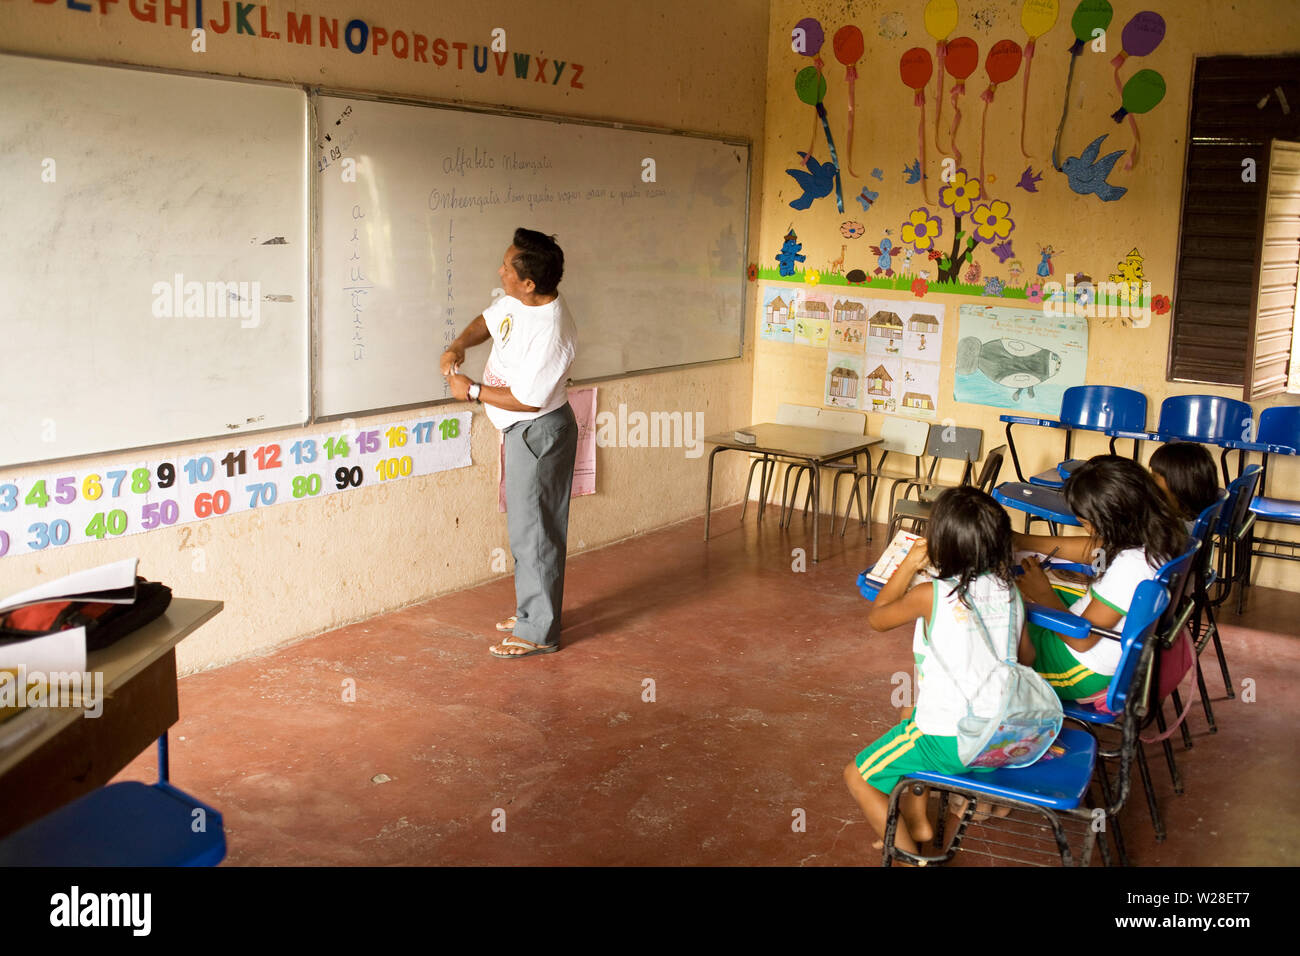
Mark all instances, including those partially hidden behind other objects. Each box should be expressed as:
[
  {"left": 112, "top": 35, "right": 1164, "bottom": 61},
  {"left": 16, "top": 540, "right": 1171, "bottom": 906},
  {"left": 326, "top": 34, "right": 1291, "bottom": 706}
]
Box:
[
  {"left": 912, "top": 575, "right": 1025, "bottom": 737},
  {"left": 1064, "top": 547, "right": 1158, "bottom": 676},
  {"left": 479, "top": 293, "right": 577, "bottom": 430}
]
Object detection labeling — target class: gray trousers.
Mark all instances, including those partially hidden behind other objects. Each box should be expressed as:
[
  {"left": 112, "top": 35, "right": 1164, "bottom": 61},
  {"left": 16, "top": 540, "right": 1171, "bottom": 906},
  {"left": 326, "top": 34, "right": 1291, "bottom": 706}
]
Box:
[{"left": 503, "top": 402, "right": 579, "bottom": 645}]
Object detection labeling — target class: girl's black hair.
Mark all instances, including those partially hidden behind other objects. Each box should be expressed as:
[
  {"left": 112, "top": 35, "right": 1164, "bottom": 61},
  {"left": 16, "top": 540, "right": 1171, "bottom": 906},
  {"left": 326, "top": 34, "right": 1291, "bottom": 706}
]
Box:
[
  {"left": 1064, "top": 455, "right": 1188, "bottom": 570},
  {"left": 1148, "top": 442, "right": 1221, "bottom": 521},
  {"left": 926, "top": 486, "right": 1015, "bottom": 606}
]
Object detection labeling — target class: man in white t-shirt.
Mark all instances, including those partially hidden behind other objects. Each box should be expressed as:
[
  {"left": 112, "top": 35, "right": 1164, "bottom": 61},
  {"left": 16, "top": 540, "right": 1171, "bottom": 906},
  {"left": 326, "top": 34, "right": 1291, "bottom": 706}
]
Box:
[{"left": 440, "top": 229, "right": 579, "bottom": 658}]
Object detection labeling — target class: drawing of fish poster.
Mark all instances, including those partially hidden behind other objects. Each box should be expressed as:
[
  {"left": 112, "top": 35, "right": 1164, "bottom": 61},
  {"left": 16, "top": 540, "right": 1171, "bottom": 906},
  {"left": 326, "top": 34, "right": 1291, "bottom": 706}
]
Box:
[
  {"left": 864, "top": 300, "right": 944, "bottom": 418},
  {"left": 954, "top": 305, "right": 1088, "bottom": 415}
]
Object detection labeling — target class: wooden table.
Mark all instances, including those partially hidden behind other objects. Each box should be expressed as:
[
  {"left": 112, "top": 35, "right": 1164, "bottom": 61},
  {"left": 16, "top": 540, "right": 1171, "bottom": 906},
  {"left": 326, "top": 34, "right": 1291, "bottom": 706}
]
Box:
[
  {"left": 0, "top": 597, "right": 222, "bottom": 837},
  {"left": 704, "top": 424, "right": 881, "bottom": 563}
]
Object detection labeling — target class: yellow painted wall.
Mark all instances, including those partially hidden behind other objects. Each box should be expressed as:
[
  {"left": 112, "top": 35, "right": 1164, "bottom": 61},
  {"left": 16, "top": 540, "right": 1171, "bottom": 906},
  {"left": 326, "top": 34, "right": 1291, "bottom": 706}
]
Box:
[
  {"left": 756, "top": 0, "right": 1300, "bottom": 591},
  {"left": 0, "top": 0, "right": 769, "bottom": 670}
]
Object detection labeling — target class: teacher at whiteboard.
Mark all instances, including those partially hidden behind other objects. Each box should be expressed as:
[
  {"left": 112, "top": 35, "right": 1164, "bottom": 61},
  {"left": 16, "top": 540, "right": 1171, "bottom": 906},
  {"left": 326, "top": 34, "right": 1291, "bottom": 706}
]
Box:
[{"left": 440, "top": 229, "right": 579, "bottom": 659}]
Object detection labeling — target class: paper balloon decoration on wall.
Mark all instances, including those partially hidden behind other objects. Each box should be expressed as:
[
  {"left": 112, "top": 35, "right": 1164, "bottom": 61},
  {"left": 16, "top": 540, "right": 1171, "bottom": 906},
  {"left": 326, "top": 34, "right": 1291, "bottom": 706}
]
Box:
[
  {"left": 834, "top": 25, "right": 865, "bottom": 177},
  {"left": 901, "top": 47, "right": 935, "bottom": 203},
  {"left": 1053, "top": 0, "right": 1115, "bottom": 170},
  {"left": 793, "top": 66, "right": 843, "bottom": 213},
  {"left": 943, "top": 36, "right": 979, "bottom": 164},
  {"left": 1110, "top": 12, "right": 1166, "bottom": 170},
  {"left": 925, "top": 0, "right": 960, "bottom": 151},
  {"left": 1019, "top": 0, "right": 1060, "bottom": 157},
  {"left": 793, "top": 18, "right": 826, "bottom": 172},
  {"left": 979, "top": 40, "right": 1023, "bottom": 198}
]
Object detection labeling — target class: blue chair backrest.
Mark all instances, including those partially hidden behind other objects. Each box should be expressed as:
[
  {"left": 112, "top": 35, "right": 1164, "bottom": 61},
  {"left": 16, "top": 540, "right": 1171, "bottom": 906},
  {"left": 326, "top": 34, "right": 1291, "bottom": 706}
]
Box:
[
  {"left": 1217, "top": 464, "right": 1263, "bottom": 535},
  {"left": 1190, "top": 492, "right": 1227, "bottom": 547},
  {"left": 1257, "top": 405, "right": 1300, "bottom": 451},
  {"left": 1151, "top": 542, "right": 1200, "bottom": 629},
  {"left": 1106, "top": 580, "right": 1170, "bottom": 714},
  {"left": 1157, "top": 395, "right": 1253, "bottom": 443},
  {"left": 1060, "top": 385, "right": 1147, "bottom": 432}
]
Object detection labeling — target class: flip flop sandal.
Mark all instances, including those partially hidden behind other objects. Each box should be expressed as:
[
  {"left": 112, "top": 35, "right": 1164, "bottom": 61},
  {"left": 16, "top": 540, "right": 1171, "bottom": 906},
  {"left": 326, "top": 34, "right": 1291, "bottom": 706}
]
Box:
[
  {"left": 491, "top": 636, "right": 559, "bottom": 659},
  {"left": 495, "top": 616, "right": 517, "bottom": 631}
]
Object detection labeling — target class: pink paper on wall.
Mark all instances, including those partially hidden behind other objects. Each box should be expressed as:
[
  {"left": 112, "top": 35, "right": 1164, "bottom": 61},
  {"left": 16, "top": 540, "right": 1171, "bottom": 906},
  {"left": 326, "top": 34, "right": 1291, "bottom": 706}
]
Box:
[{"left": 499, "top": 386, "right": 597, "bottom": 512}]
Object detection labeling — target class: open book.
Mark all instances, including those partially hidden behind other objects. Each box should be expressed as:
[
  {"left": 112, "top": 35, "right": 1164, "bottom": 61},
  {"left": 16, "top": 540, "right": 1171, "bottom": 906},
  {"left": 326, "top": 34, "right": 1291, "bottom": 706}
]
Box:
[{"left": 862, "top": 530, "right": 937, "bottom": 590}]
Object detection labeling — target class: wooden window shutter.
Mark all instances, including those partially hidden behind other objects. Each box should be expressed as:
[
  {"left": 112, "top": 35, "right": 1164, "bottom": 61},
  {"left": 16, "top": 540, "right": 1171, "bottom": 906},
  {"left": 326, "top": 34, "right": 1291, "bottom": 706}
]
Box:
[
  {"left": 1248, "top": 140, "right": 1300, "bottom": 400},
  {"left": 1168, "top": 56, "right": 1300, "bottom": 390}
]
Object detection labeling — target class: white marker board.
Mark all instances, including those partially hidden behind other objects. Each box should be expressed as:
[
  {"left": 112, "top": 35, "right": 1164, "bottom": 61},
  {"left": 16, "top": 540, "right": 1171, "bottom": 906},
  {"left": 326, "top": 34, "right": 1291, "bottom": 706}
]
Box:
[
  {"left": 0, "top": 54, "right": 309, "bottom": 468},
  {"left": 314, "top": 94, "right": 749, "bottom": 418}
]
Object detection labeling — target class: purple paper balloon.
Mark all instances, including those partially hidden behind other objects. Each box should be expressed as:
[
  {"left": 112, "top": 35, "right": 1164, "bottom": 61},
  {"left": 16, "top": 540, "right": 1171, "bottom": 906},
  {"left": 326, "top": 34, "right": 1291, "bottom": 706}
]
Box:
[
  {"left": 793, "top": 17, "right": 825, "bottom": 56},
  {"left": 1121, "top": 11, "right": 1165, "bottom": 58}
]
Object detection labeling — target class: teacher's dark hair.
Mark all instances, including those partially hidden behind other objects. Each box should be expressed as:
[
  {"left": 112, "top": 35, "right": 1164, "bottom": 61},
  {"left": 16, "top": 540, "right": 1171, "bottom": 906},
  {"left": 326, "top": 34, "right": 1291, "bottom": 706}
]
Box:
[
  {"left": 1065, "top": 455, "right": 1187, "bottom": 570},
  {"left": 511, "top": 228, "right": 564, "bottom": 296},
  {"left": 927, "top": 485, "right": 1014, "bottom": 606}
]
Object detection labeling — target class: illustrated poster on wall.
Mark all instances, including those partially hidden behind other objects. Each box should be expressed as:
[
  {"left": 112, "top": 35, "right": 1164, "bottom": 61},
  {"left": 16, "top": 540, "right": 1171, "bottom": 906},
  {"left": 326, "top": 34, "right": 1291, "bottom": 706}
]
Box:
[
  {"left": 0, "top": 413, "right": 473, "bottom": 560},
  {"left": 760, "top": 285, "right": 796, "bottom": 343},
  {"left": 954, "top": 304, "right": 1088, "bottom": 415},
  {"left": 825, "top": 350, "right": 866, "bottom": 409},
  {"left": 864, "top": 300, "right": 944, "bottom": 417}
]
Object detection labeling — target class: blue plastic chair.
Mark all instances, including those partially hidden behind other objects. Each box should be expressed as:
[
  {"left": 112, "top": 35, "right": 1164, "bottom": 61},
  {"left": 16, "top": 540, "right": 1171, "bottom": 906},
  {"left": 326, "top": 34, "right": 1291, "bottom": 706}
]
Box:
[
  {"left": 992, "top": 481, "right": 1080, "bottom": 533},
  {"left": 0, "top": 735, "right": 226, "bottom": 866},
  {"left": 881, "top": 580, "right": 1170, "bottom": 867},
  {"left": 1001, "top": 385, "right": 1147, "bottom": 488},
  {"left": 1050, "top": 543, "right": 1199, "bottom": 859},
  {"left": 1108, "top": 394, "right": 1254, "bottom": 486},
  {"left": 1229, "top": 406, "right": 1300, "bottom": 578}
]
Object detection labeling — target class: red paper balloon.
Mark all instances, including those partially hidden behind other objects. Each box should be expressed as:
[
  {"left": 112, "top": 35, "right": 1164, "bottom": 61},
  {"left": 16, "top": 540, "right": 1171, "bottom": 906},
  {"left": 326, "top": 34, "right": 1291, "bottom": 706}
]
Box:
[
  {"left": 984, "top": 38, "right": 1023, "bottom": 85},
  {"left": 900, "top": 47, "right": 934, "bottom": 90},
  {"left": 834, "top": 25, "right": 864, "bottom": 65},
  {"left": 945, "top": 36, "right": 979, "bottom": 80}
]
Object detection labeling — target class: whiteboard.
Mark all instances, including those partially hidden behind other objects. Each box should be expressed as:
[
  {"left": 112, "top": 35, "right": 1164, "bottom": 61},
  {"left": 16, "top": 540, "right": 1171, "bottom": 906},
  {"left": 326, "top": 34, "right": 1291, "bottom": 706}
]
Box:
[
  {"left": 314, "top": 94, "right": 749, "bottom": 417},
  {"left": 0, "top": 54, "right": 309, "bottom": 467}
]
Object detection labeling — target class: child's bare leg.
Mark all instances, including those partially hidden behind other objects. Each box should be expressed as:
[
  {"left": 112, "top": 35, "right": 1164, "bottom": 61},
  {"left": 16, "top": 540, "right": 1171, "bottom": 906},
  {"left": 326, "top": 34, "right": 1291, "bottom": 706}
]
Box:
[
  {"left": 901, "top": 787, "right": 934, "bottom": 845},
  {"left": 843, "top": 761, "right": 917, "bottom": 855}
]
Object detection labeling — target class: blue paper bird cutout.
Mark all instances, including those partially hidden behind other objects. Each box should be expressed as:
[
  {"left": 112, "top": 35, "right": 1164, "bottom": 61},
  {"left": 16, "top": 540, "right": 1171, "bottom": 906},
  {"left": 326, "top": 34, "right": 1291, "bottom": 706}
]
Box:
[
  {"left": 903, "top": 159, "right": 923, "bottom": 184},
  {"left": 856, "top": 186, "right": 879, "bottom": 211},
  {"left": 1062, "top": 135, "right": 1128, "bottom": 203},
  {"left": 786, "top": 152, "right": 836, "bottom": 210},
  {"left": 871, "top": 167, "right": 884, "bottom": 180},
  {"left": 1016, "top": 165, "right": 1043, "bottom": 193}
]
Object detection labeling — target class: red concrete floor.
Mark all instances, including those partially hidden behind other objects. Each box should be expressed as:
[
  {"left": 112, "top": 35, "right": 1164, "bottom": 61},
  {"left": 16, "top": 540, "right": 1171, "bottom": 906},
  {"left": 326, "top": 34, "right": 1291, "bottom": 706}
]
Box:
[{"left": 113, "top": 503, "right": 1300, "bottom": 866}]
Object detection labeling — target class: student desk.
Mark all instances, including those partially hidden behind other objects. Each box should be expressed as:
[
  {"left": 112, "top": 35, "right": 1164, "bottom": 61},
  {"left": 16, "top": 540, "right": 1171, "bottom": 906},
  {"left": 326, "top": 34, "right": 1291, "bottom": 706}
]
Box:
[
  {"left": 704, "top": 425, "right": 881, "bottom": 563},
  {"left": 0, "top": 598, "right": 222, "bottom": 838}
]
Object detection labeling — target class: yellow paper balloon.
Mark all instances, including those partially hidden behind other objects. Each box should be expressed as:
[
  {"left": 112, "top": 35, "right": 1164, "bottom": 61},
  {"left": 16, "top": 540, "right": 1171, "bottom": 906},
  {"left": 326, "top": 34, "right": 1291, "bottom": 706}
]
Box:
[
  {"left": 1021, "top": 0, "right": 1060, "bottom": 39},
  {"left": 925, "top": 0, "right": 959, "bottom": 41}
]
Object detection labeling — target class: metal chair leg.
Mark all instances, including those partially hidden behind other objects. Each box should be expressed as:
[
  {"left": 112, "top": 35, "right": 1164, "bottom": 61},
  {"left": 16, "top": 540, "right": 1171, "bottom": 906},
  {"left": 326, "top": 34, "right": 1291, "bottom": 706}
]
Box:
[
  {"left": 1135, "top": 743, "right": 1167, "bottom": 842},
  {"left": 1194, "top": 658, "right": 1217, "bottom": 733},
  {"left": 1153, "top": 705, "right": 1184, "bottom": 793},
  {"left": 1169, "top": 689, "right": 1194, "bottom": 750}
]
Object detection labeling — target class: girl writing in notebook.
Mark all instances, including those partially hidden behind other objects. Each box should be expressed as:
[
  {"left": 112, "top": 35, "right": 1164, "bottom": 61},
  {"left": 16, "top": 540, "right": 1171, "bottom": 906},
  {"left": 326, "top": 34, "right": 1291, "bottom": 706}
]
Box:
[{"left": 1014, "top": 455, "right": 1186, "bottom": 703}]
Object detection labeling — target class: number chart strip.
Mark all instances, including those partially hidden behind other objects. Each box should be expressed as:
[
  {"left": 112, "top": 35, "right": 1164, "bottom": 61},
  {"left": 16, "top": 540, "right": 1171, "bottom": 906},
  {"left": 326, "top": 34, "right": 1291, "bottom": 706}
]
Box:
[{"left": 0, "top": 413, "right": 470, "bottom": 558}]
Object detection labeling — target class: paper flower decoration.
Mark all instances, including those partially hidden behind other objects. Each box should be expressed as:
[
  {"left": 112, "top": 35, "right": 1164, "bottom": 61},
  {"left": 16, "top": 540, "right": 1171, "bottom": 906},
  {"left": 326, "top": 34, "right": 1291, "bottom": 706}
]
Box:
[
  {"left": 1026, "top": 282, "right": 1044, "bottom": 304},
  {"left": 901, "top": 208, "right": 944, "bottom": 252},
  {"left": 747, "top": 263, "right": 758, "bottom": 281},
  {"left": 911, "top": 277, "right": 930, "bottom": 297},
  {"left": 972, "top": 199, "right": 1014, "bottom": 243},
  {"left": 1152, "top": 294, "right": 1171, "bottom": 315},
  {"left": 806, "top": 270, "right": 821, "bottom": 285},
  {"left": 984, "top": 277, "right": 1005, "bottom": 296},
  {"left": 938, "top": 169, "right": 982, "bottom": 214},
  {"left": 841, "top": 220, "right": 866, "bottom": 239}
]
